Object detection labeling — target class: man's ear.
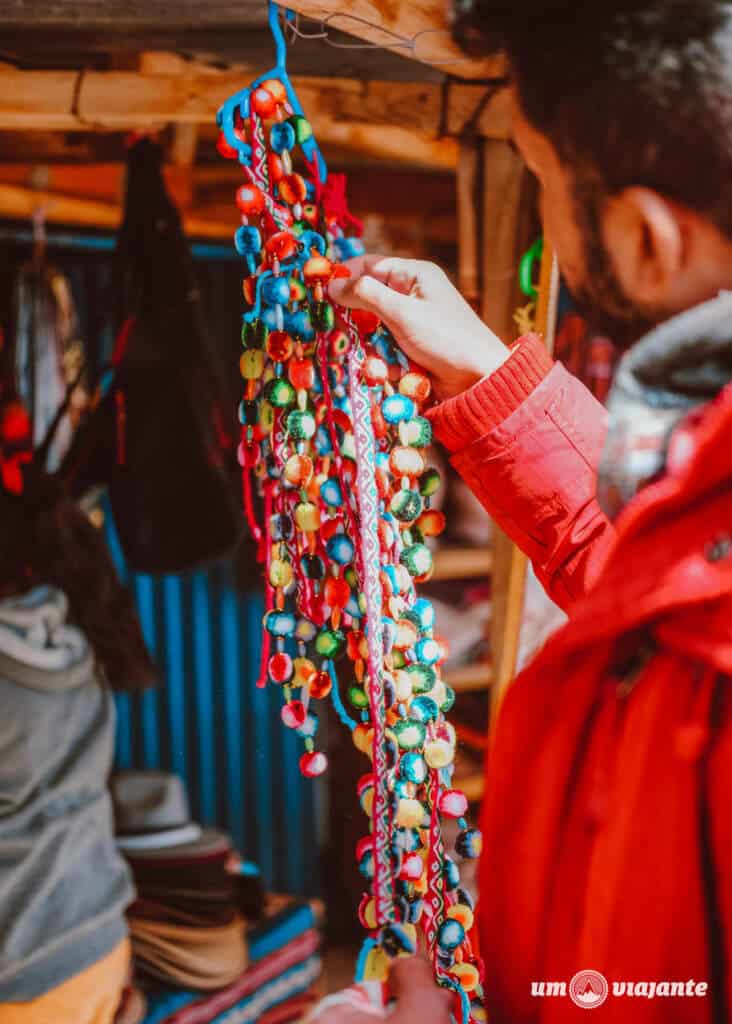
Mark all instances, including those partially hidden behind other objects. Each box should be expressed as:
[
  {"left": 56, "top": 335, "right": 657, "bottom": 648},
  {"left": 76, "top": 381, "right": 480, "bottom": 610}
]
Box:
[{"left": 602, "top": 187, "right": 685, "bottom": 308}]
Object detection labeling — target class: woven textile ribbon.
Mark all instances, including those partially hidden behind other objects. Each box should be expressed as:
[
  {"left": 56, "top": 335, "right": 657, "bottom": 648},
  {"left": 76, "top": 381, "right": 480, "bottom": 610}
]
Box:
[
  {"left": 424, "top": 768, "right": 446, "bottom": 959},
  {"left": 347, "top": 333, "right": 394, "bottom": 927}
]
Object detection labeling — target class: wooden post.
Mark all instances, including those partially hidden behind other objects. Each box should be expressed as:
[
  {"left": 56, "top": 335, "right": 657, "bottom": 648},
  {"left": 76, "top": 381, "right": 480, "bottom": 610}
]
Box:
[
  {"left": 489, "top": 237, "right": 558, "bottom": 715},
  {"left": 479, "top": 139, "right": 537, "bottom": 715},
  {"left": 456, "top": 139, "right": 480, "bottom": 304}
]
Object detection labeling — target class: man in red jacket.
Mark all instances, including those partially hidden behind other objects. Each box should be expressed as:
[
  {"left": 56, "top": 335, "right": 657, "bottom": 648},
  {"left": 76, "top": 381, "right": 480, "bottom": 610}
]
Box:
[{"left": 324, "top": 2, "right": 732, "bottom": 1022}]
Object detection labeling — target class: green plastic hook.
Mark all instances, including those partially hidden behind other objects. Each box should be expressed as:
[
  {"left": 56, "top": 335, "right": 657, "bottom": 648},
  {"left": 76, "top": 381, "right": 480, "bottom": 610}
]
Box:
[{"left": 519, "top": 236, "right": 544, "bottom": 300}]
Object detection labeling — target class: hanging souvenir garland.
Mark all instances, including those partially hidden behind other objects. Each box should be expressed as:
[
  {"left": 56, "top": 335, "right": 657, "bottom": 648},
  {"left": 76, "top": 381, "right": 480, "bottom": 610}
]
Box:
[{"left": 216, "top": 6, "right": 484, "bottom": 1021}]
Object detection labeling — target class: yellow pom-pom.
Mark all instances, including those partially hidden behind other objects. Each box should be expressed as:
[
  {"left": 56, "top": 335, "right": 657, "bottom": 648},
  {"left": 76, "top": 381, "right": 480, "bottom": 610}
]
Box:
[
  {"left": 362, "top": 898, "right": 377, "bottom": 930},
  {"left": 363, "top": 946, "right": 390, "bottom": 981},
  {"left": 352, "top": 723, "right": 372, "bottom": 754},
  {"left": 424, "top": 739, "right": 454, "bottom": 769},
  {"left": 451, "top": 962, "right": 480, "bottom": 993},
  {"left": 413, "top": 872, "right": 429, "bottom": 895},
  {"left": 269, "top": 559, "right": 293, "bottom": 589},
  {"left": 293, "top": 657, "right": 317, "bottom": 687},
  {"left": 394, "top": 671, "right": 412, "bottom": 702},
  {"left": 395, "top": 798, "right": 424, "bottom": 829}
]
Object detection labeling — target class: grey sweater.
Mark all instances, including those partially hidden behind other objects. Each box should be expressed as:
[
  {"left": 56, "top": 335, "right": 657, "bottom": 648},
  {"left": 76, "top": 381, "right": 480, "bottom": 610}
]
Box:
[{"left": 0, "top": 587, "right": 134, "bottom": 1001}]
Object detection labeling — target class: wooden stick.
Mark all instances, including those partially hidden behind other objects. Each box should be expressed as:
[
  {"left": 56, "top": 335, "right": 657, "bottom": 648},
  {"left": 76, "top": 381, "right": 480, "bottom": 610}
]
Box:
[
  {"left": 479, "top": 140, "right": 537, "bottom": 714},
  {"left": 456, "top": 139, "right": 480, "bottom": 302}
]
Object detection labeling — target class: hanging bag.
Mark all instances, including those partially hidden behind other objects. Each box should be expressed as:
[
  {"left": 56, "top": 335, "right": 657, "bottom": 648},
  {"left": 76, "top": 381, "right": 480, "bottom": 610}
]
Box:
[{"left": 63, "top": 138, "right": 242, "bottom": 573}]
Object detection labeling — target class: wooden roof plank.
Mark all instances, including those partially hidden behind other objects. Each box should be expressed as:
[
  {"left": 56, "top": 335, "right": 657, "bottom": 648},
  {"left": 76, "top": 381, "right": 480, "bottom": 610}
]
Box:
[
  {"left": 0, "top": 67, "right": 510, "bottom": 140},
  {"left": 284, "top": 0, "right": 505, "bottom": 79}
]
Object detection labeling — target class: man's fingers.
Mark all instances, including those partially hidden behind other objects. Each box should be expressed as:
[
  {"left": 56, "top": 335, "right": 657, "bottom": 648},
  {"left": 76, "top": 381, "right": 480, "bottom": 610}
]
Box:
[
  {"left": 389, "top": 955, "right": 452, "bottom": 1019},
  {"left": 389, "top": 955, "right": 437, "bottom": 999},
  {"left": 329, "top": 255, "right": 440, "bottom": 307},
  {"left": 330, "top": 273, "right": 415, "bottom": 333},
  {"left": 352, "top": 275, "right": 414, "bottom": 324}
]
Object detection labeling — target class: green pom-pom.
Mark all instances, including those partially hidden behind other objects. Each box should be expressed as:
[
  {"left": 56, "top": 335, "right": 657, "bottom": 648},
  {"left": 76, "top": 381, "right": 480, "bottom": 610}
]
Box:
[
  {"left": 393, "top": 718, "right": 427, "bottom": 750},
  {"left": 315, "top": 627, "right": 346, "bottom": 659},
  {"left": 419, "top": 468, "right": 441, "bottom": 498},
  {"left": 286, "top": 409, "right": 317, "bottom": 440},
  {"left": 289, "top": 115, "right": 313, "bottom": 144},
  {"left": 264, "top": 377, "right": 296, "bottom": 409},
  {"left": 348, "top": 685, "right": 369, "bottom": 710},
  {"left": 401, "top": 543, "right": 433, "bottom": 578}
]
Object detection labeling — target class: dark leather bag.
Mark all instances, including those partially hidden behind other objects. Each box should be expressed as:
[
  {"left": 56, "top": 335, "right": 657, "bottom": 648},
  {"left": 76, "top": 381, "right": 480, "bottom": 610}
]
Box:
[{"left": 63, "top": 138, "right": 242, "bottom": 573}]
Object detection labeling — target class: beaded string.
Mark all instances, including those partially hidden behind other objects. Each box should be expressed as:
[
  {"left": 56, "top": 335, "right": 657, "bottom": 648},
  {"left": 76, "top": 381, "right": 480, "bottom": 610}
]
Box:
[
  {"left": 216, "top": 16, "right": 486, "bottom": 1017},
  {"left": 348, "top": 334, "right": 395, "bottom": 929}
]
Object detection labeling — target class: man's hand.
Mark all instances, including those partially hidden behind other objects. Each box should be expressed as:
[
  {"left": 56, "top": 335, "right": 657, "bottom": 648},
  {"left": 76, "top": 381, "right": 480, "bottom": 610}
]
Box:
[
  {"left": 329, "top": 255, "right": 509, "bottom": 401},
  {"left": 313, "top": 956, "right": 452, "bottom": 1024}
]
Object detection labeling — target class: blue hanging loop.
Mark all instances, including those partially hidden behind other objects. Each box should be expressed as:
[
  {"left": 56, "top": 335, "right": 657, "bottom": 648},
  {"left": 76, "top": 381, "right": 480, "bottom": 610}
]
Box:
[{"left": 216, "top": 2, "right": 328, "bottom": 183}]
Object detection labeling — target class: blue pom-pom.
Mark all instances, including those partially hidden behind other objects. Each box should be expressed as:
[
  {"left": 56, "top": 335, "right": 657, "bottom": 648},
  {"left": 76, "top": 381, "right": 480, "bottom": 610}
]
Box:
[
  {"left": 261, "top": 276, "right": 291, "bottom": 307},
  {"left": 437, "top": 918, "right": 466, "bottom": 952},
  {"left": 326, "top": 534, "right": 355, "bottom": 565},
  {"left": 271, "top": 121, "right": 296, "bottom": 153},
  {"left": 382, "top": 394, "right": 416, "bottom": 424},
  {"left": 263, "top": 610, "right": 297, "bottom": 638},
  {"left": 234, "top": 225, "right": 262, "bottom": 255}
]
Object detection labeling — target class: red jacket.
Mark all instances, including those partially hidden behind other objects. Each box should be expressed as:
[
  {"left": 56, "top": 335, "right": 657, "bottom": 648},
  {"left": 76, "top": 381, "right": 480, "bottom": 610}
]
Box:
[{"left": 431, "top": 335, "right": 732, "bottom": 1022}]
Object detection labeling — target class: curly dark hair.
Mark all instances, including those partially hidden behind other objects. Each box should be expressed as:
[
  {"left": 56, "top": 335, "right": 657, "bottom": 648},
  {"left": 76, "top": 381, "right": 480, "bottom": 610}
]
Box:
[
  {"left": 0, "top": 472, "right": 157, "bottom": 691},
  {"left": 453, "top": 0, "right": 732, "bottom": 241}
]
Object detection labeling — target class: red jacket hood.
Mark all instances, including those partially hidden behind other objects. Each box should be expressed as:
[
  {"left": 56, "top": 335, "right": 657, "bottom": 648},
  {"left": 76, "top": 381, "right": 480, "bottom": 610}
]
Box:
[{"left": 539, "top": 381, "right": 732, "bottom": 674}]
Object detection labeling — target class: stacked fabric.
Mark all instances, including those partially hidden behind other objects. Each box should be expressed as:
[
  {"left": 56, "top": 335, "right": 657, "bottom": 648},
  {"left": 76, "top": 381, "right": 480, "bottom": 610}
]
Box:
[
  {"left": 140, "top": 898, "right": 321, "bottom": 1024},
  {"left": 111, "top": 773, "right": 321, "bottom": 1024}
]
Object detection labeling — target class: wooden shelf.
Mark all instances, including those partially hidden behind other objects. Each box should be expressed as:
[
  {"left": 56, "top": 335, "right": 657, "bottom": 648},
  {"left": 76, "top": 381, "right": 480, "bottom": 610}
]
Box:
[
  {"left": 431, "top": 546, "right": 493, "bottom": 581},
  {"left": 445, "top": 661, "right": 492, "bottom": 693}
]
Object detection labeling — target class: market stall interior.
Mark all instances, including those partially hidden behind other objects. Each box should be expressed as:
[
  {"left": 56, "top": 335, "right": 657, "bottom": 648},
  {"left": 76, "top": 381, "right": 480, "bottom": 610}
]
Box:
[{"left": 0, "top": 1, "right": 581, "bottom": 1020}]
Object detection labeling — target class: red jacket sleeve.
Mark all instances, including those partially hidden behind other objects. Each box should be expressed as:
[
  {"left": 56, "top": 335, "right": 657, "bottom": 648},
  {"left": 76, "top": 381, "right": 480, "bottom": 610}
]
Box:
[{"left": 428, "top": 334, "right": 616, "bottom": 611}]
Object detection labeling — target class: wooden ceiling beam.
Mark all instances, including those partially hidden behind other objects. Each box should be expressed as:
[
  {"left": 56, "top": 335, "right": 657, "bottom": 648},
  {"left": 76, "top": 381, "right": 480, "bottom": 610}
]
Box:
[
  {"left": 0, "top": 162, "right": 194, "bottom": 209},
  {"left": 0, "top": 66, "right": 510, "bottom": 141},
  {"left": 0, "top": 182, "right": 232, "bottom": 239},
  {"left": 284, "top": 0, "right": 505, "bottom": 79}
]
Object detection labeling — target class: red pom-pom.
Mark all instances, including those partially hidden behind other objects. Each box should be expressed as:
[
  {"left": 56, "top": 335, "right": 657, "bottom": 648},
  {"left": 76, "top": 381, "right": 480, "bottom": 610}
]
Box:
[
  {"left": 281, "top": 700, "right": 307, "bottom": 729},
  {"left": 251, "top": 87, "right": 277, "bottom": 118},
  {"left": 1, "top": 402, "right": 31, "bottom": 443},
  {"left": 236, "top": 184, "right": 266, "bottom": 216},
  {"left": 268, "top": 152, "right": 284, "bottom": 183},
  {"left": 259, "top": 78, "right": 288, "bottom": 105},
  {"left": 265, "top": 231, "right": 298, "bottom": 262},
  {"left": 355, "top": 835, "right": 373, "bottom": 861},
  {"left": 350, "top": 309, "right": 380, "bottom": 334},
  {"left": 399, "top": 852, "right": 424, "bottom": 881},
  {"left": 279, "top": 173, "right": 308, "bottom": 206},
  {"left": 323, "top": 576, "right": 350, "bottom": 610},
  {"left": 438, "top": 789, "right": 469, "bottom": 819},
  {"left": 269, "top": 652, "right": 294, "bottom": 684},
  {"left": 216, "top": 132, "right": 239, "bottom": 160},
  {"left": 300, "top": 751, "right": 328, "bottom": 777},
  {"left": 309, "top": 671, "right": 332, "bottom": 700}
]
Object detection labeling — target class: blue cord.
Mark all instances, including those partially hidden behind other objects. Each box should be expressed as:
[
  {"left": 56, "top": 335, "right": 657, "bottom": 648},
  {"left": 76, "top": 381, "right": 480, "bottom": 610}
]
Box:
[
  {"left": 354, "top": 937, "right": 379, "bottom": 982},
  {"left": 328, "top": 660, "right": 357, "bottom": 731}
]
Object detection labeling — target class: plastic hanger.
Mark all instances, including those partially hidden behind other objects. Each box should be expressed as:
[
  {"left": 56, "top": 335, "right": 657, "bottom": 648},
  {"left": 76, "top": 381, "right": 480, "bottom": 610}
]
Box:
[{"left": 217, "top": 2, "right": 328, "bottom": 183}]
